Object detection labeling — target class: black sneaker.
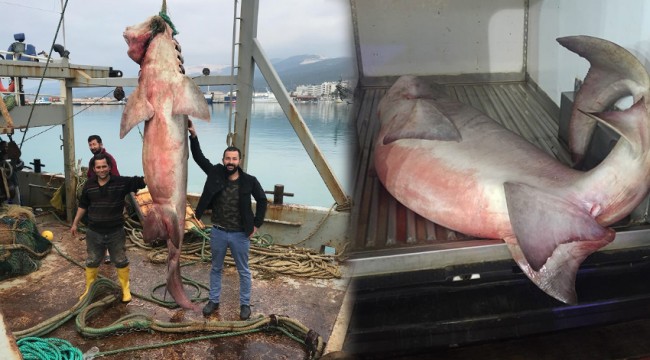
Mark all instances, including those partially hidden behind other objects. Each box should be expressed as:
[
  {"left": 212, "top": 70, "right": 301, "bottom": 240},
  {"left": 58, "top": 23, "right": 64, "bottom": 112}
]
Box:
[
  {"left": 240, "top": 304, "right": 251, "bottom": 320},
  {"left": 202, "top": 301, "right": 219, "bottom": 317}
]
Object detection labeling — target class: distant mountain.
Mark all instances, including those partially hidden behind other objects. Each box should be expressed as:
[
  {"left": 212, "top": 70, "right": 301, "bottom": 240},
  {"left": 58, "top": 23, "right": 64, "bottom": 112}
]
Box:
[
  {"left": 253, "top": 55, "right": 356, "bottom": 91},
  {"left": 190, "top": 54, "right": 356, "bottom": 92},
  {"left": 21, "top": 54, "right": 356, "bottom": 98}
]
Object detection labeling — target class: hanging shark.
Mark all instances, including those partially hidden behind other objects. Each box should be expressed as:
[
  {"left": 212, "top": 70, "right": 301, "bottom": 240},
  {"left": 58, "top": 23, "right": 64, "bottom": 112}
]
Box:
[
  {"left": 374, "top": 36, "right": 650, "bottom": 304},
  {"left": 120, "top": 14, "right": 210, "bottom": 311}
]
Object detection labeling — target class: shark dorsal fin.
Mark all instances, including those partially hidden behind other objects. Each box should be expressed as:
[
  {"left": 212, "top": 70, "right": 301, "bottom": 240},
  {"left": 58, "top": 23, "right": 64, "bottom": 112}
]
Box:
[{"left": 383, "top": 99, "right": 461, "bottom": 144}]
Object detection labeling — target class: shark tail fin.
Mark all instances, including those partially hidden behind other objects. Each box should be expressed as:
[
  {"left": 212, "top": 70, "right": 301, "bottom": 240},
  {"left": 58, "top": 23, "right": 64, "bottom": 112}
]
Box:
[
  {"left": 557, "top": 36, "right": 650, "bottom": 167},
  {"left": 580, "top": 97, "right": 650, "bottom": 156}
]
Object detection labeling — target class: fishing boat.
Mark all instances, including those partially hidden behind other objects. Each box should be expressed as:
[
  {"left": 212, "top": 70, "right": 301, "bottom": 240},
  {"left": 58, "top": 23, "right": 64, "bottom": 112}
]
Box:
[
  {"left": 203, "top": 92, "right": 213, "bottom": 104},
  {"left": 34, "top": 97, "right": 52, "bottom": 105},
  {"left": 0, "top": 1, "right": 352, "bottom": 358},
  {"left": 252, "top": 90, "right": 277, "bottom": 103}
]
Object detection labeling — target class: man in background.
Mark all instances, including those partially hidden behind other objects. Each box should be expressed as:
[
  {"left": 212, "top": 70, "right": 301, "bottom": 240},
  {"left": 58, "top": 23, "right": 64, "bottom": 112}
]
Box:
[
  {"left": 0, "top": 138, "right": 24, "bottom": 205},
  {"left": 87, "top": 135, "right": 120, "bottom": 178}
]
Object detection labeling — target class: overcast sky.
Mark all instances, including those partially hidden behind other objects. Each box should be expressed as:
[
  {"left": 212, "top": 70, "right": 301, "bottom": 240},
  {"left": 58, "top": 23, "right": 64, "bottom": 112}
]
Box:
[{"left": 1, "top": 0, "right": 355, "bottom": 77}]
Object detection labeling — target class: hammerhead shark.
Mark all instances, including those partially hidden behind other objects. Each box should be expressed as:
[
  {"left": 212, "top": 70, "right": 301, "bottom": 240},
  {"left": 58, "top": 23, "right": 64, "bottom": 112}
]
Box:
[
  {"left": 120, "top": 13, "right": 210, "bottom": 311},
  {"left": 374, "top": 36, "right": 650, "bottom": 304}
]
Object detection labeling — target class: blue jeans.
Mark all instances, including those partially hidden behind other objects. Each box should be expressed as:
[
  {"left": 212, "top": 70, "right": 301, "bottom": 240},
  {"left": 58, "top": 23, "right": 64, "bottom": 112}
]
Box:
[
  {"left": 209, "top": 227, "right": 251, "bottom": 305},
  {"left": 85, "top": 228, "right": 128, "bottom": 268}
]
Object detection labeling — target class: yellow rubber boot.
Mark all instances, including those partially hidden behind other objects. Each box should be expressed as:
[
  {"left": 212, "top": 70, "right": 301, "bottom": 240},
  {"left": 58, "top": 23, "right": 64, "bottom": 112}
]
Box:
[
  {"left": 116, "top": 266, "right": 132, "bottom": 303},
  {"left": 79, "top": 267, "right": 99, "bottom": 300}
]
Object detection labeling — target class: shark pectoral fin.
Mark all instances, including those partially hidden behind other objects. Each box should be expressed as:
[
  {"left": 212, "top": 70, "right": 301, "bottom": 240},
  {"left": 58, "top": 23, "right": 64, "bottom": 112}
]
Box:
[
  {"left": 172, "top": 77, "right": 211, "bottom": 121},
  {"left": 505, "top": 240, "right": 585, "bottom": 304},
  {"left": 383, "top": 99, "right": 461, "bottom": 144},
  {"left": 120, "top": 86, "right": 154, "bottom": 138},
  {"left": 504, "top": 182, "right": 615, "bottom": 271},
  {"left": 504, "top": 182, "right": 615, "bottom": 304}
]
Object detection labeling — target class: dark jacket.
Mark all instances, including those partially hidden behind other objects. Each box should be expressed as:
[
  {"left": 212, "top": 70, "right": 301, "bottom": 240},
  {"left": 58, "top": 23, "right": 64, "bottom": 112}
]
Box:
[{"left": 189, "top": 135, "right": 267, "bottom": 234}]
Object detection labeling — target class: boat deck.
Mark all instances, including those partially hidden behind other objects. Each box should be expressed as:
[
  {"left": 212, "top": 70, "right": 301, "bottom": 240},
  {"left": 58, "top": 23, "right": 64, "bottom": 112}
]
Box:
[
  {"left": 350, "top": 78, "right": 568, "bottom": 255},
  {"left": 0, "top": 214, "right": 348, "bottom": 359}
]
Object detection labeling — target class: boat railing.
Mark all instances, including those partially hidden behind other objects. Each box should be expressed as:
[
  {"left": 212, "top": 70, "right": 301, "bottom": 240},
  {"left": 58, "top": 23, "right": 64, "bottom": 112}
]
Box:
[{"left": 0, "top": 50, "right": 57, "bottom": 64}]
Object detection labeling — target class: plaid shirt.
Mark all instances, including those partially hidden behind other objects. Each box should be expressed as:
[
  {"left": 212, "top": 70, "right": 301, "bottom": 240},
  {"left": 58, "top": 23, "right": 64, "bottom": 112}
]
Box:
[{"left": 80, "top": 175, "right": 146, "bottom": 233}]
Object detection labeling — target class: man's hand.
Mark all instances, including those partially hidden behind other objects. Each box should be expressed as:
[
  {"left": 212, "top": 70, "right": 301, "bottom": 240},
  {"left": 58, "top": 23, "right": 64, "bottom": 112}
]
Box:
[
  {"left": 249, "top": 226, "right": 258, "bottom": 239},
  {"left": 71, "top": 208, "right": 86, "bottom": 238},
  {"left": 188, "top": 119, "right": 197, "bottom": 138}
]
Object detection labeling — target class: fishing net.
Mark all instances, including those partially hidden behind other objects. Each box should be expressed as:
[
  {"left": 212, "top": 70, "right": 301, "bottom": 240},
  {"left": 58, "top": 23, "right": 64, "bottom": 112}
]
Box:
[
  {"left": 0, "top": 205, "right": 51, "bottom": 281},
  {"left": 3, "top": 95, "right": 16, "bottom": 112}
]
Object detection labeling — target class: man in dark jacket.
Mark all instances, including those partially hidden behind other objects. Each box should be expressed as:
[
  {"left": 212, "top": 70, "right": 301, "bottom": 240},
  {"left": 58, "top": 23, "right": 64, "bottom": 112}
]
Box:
[{"left": 188, "top": 121, "right": 267, "bottom": 320}]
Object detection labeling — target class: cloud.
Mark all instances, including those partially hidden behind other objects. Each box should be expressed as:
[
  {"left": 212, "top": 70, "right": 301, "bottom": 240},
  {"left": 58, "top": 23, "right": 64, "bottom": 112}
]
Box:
[{"left": 1, "top": 0, "right": 353, "bottom": 77}]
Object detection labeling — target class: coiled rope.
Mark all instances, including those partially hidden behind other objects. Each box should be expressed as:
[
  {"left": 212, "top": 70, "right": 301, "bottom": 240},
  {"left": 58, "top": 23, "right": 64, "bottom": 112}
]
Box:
[
  {"left": 17, "top": 337, "right": 83, "bottom": 360},
  {"left": 14, "top": 278, "right": 324, "bottom": 359},
  {"left": 124, "top": 219, "right": 343, "bottom": 279}
]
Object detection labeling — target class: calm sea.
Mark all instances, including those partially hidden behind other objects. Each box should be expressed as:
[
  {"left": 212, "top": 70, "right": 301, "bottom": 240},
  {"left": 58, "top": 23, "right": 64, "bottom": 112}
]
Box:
[{"left": 16, "top": 101, "right": 354, "bottom": 208}]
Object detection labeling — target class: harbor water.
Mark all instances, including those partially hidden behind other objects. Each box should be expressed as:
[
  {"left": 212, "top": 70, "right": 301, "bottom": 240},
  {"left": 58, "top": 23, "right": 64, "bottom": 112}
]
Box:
[{"left": 16, "top": 101, "right": 354, "bottom": 207}]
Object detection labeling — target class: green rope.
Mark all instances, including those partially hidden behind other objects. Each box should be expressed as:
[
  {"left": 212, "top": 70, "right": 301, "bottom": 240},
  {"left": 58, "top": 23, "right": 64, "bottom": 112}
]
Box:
[
  {"left": 251, "top": 233, "right": 275, "bottom": 248},
  {"left": 13, "top": 279, "right": 120, "bottom": 339},
  {"left": 158, "top": 11, "right": 178, "bottom": 36},
  {"left": 17, "top": 337, "right": 83, "bottom": 360},
  {"left": 95, "top": 328, "right": 261, "bottom": 357},
  {"left": 72, "top": 287, "right": 325, "bottom": 358},
  {"left": 15, "top": 247, "right": 325, "bottom": 359},
  {"left": 149, "top": 274, "right": 209, "bottom": 308}
]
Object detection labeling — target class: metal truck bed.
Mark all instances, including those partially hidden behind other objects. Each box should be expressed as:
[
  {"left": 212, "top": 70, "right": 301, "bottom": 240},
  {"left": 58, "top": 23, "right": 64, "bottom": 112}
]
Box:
[
  {"left": 350, "top": 78, "right": 568, "bottom": 253},
  {"left": 344, "top": 77, "right": 650, "bottom": 357},
  {"left": 351, "top": 78, "right": 570, "bottom": 274}
]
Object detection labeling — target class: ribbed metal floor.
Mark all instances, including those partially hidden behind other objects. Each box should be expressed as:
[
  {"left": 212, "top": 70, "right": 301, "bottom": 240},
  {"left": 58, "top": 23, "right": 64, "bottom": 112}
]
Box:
[{"left": 350, "top": 80, "right": 569, "bottom": 252}]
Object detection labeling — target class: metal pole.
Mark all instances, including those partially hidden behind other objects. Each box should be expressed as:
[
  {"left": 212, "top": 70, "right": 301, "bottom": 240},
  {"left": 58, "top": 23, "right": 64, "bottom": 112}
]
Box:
[
  {"left": 62, "top": 79, "right": 76, "bottom": 222},
  {"left": 234, "top": 0, "right": 258, "bottom": 170}
]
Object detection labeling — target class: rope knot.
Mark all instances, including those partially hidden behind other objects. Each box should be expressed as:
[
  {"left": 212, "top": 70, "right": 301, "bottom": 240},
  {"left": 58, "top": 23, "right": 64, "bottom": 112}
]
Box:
[{"left": 269, "top": 314, "right": 279, "bottom": 327}]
